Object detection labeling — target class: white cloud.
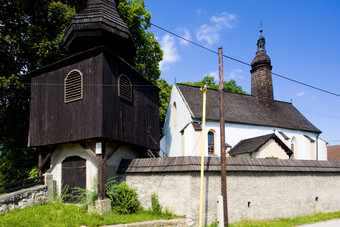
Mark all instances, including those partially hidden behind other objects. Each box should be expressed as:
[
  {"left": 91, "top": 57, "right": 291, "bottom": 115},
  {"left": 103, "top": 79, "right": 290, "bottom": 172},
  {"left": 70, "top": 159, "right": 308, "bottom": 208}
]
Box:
[
  {"left": 196, "top": 12, "right": 237, "bottom": 46},
  {"left": 196, "top": 24, "right": 220, "bottom": 46},
  {"left": 210, "top": 12, "right": 236, "bottom": 29},
  {"left": 159, "top": 34, "right": 180, "bottom": 71},
  {"left": 177, "top": 28, "right": 192, "bottom": 45},
  {"left": 204, "top": 71, "right": 219, "bottom": 81},
  {"left": 195, "top": 9, "right": 205, "bottom": 14},
  {"left": 296, "top": 91, "right": 305, "bottom": 97},
  {"left": 226, "top": 69, "right": 244, "bottom": 80}
]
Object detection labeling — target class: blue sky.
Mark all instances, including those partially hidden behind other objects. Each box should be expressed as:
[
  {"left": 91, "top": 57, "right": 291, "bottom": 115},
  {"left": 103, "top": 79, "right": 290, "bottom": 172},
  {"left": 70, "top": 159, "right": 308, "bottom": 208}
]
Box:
[{"left": 144, "top": 0, "right": 340, "bottom": 146}]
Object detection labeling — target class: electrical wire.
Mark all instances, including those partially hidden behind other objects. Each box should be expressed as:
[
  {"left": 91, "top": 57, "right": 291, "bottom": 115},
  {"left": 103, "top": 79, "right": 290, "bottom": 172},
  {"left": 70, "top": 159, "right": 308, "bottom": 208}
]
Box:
[
  {"left": 150, "top": 22, "right": 340, "bottom": 98},
  {"left": 2, "top": 22, "right": 340, "bottom": 98}
]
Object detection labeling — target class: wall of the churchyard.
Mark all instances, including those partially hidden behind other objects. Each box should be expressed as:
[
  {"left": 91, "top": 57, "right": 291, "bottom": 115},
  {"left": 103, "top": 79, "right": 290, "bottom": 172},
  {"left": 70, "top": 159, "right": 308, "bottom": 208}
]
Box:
[
  {"left": 0, "top": 173, "right": 53, "bottom": 214},
  {"left": 118, "top": 157, "right": 340, "bottom": 226}
]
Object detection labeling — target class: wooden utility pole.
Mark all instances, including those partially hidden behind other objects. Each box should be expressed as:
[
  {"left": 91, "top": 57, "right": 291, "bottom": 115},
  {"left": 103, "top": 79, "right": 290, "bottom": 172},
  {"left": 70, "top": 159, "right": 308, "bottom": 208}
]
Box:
[{"left": 218, "top": 47, "right": 228, "bottom": 226}]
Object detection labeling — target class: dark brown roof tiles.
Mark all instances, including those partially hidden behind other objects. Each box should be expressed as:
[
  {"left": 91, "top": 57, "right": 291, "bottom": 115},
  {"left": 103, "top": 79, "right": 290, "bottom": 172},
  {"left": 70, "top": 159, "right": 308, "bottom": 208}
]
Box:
[{"left": 176, "top": 84, "right": 321, "bottom": 133}]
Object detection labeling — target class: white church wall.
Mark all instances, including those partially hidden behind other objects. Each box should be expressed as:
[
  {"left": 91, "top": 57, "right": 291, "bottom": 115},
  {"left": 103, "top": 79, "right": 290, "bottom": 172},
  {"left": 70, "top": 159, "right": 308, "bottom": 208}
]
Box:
[
  {"left": 161, "top": 85, "right": 193, "bottom": 157},
  {"left": 179, "top": 120, "right": 325, "bottom": 160},
  {"left": 317, "top": 137, "right": 328, "bottom": 160}
]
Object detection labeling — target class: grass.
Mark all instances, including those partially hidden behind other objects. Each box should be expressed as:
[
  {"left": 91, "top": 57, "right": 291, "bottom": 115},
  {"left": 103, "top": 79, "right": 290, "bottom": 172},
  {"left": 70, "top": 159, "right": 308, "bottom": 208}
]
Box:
[
  {"left": 1, "top": 202, "right": 339, "bottom": 227},
  {"left": 0, "top": 202, "right": 173, "bottom": 227},
  {"left": 226, "top": 210, "right": 340, "bottom": 227}
]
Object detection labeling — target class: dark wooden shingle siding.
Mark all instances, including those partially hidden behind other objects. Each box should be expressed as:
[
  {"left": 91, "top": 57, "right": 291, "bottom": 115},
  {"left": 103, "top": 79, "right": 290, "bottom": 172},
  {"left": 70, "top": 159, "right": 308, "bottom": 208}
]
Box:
[
  {"left": 101, "top": 51, "right": 159, "bottom": 149},
  {"left": 29, "top": 52, "right": 103, "bottom": 146},
  {"left": 29, "top": 48, "right": 159, "bottom": 150}
]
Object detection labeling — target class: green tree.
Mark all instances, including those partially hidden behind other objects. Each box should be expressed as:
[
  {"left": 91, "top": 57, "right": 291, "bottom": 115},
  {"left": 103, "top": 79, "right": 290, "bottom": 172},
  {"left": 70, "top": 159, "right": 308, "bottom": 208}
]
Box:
[
  {"left": 0, "top": 0, "right": 165, "bottom": 183},
  {"left": 0, "top": 0, "right": 76, "bottom": 183},
  {"left": 156, "top": 79, "right": 172, "bottom": 130},
  {"left": 181, "top": 75, "right": 248, "bottom": 94},
  {"left": 118, "top": 0, "right": 163, "bottom": 83}
]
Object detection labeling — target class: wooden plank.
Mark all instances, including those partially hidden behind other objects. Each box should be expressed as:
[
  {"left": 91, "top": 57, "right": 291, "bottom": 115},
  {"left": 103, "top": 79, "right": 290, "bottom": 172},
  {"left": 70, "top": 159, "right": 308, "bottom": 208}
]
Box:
[
  {"left": 79, "top": 142, "right": 98, "bottom": 163},
  {"left": 97, "top": 142, "right": 106, "bottom": 200}
]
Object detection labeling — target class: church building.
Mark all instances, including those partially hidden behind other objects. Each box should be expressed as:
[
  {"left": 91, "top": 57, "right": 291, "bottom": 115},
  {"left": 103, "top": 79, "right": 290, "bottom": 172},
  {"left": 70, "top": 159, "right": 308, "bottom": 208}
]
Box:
[{"left": 160, "top": 30, "right": 327, "bottom": 160}]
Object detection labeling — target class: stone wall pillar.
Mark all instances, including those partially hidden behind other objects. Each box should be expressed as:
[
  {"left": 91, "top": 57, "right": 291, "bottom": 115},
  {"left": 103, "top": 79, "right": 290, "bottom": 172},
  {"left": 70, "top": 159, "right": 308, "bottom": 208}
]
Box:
[{"left": 44, "top": 172, "right": 53, "bottom": 199}]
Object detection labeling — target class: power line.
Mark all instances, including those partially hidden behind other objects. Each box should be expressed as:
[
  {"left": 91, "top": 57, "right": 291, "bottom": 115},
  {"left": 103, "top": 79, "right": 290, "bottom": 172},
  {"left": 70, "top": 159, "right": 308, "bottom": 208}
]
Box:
[{"left": 150, "top": 22, "right": 340, "bottom": 98}]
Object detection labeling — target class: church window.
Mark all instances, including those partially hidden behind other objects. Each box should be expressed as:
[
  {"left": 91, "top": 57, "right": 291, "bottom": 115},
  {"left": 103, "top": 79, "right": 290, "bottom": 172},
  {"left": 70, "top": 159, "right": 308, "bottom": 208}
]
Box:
[
  {"left": 208, "top": 131, "right": 215, "bottom": 155},
  {"left": 65, "top": 69, "right": 83, "bottom": 103},
  {"left": 118, "top": 74, "right": 132, "bottom": 102},
  {"left": 291, "top": 137, "right": 297, "bottom": 160},
  {"left": 172, "top": 102, "right": 177, "bottom": 126}
]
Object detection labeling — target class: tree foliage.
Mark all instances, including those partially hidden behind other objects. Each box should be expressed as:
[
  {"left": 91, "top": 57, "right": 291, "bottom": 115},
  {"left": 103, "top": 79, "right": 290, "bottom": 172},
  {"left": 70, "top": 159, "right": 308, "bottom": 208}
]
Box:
[
  {"left": 0, "top": 0, "right": 164, "bottom": 183},
  {"left": 0, "top": 0, "right": 76, "bottom": 182},
  {"left": 118, "top": 0, "right": 163, "bottom": 83},
  {"left": 180, "top": 75, "right": 248, "bottom": 94},
  {"left": 156, "top": 79, "right": 172, "bottom": 129}
]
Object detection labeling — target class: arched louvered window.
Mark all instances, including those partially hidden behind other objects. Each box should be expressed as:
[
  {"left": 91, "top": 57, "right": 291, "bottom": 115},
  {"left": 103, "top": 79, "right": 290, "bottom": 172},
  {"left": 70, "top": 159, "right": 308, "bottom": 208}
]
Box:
[
  {"left": 65, "top": 69, "right": 83, "bottom": 103},
  {"left": 118, "top": 74, "right": 132, "bottom": 102}
]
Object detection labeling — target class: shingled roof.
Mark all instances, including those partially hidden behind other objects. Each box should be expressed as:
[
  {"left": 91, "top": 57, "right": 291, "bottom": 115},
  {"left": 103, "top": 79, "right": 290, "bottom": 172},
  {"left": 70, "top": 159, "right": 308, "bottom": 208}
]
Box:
[
  {"left": 229, "top": 133, "right": 293, "bottom": 156},
  {"left": 117, "top": 156, "right": 340, "bottom": 173},
  {"left": 63, "top": 0, "right": 136, "bottom": 60},
  {"left": 176, "top": 84, "right": 321, "bottom": 133}
]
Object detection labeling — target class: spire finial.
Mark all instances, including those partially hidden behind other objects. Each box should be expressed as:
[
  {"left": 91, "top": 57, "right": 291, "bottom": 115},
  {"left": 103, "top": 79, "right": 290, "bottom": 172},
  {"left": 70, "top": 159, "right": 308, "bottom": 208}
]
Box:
[{"left": 257, "top": 23, "right": 265, "bottom": 52}]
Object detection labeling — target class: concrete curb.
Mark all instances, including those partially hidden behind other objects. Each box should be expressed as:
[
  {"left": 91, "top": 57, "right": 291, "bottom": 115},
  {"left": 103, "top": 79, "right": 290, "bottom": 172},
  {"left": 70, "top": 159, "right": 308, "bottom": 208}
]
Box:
[{"left": 101, "top": 218, "right": 191, "bottom": 227}]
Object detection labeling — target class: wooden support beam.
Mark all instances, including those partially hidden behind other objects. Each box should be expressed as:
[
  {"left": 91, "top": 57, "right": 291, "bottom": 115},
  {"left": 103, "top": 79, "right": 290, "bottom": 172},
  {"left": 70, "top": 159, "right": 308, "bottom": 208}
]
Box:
[
  {"left": 38, "top": 152, "right": 42, "bottom": 177},
  {"left": 38, "top": 146, "right": 56, "bottom": 176},
  {"left": 103, "top": 144, "right": 120, "bottom": 164},
  {"left": 79, "top": 141, "right": 99, "bottom": 163},
  {"left": 97, "top": 141, "right": 106, "bottom": 200},
  {"left": 38, "top": 151, "right": 53, "bottom": 171}
]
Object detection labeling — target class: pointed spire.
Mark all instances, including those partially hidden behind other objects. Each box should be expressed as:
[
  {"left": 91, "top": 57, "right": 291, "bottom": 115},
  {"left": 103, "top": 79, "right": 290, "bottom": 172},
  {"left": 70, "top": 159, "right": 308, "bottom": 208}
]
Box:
[{"left": 257, "top": 29, "right": 266, "bottom": 52}]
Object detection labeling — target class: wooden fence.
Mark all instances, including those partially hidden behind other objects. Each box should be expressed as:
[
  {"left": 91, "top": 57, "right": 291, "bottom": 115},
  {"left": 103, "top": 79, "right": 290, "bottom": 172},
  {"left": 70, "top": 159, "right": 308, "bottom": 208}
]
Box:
[{"left": 0, "top": 176, "right": 44, "bottom": 194}]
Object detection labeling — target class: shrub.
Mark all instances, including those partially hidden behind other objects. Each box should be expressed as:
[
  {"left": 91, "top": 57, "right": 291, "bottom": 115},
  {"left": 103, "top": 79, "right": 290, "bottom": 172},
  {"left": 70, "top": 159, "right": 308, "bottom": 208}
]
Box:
[
  {"left": 150, "top": 192, "right": 162, "bottom": 214},
  {"left": 149, "top": 193, "right": 173, "bottom": 219},
  {"left": 106, "top": 179, "right": 140, "bottom": 214}
]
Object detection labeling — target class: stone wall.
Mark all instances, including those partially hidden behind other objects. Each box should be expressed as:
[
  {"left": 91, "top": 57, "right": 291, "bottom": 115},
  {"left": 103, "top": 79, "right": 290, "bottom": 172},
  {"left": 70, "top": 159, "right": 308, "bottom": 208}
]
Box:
[
  {"left": 118, "top": 157, "right": 340, "bottom": 226},
  {"left": 0, "top": 173, "right": 53, "bottom": 214}
]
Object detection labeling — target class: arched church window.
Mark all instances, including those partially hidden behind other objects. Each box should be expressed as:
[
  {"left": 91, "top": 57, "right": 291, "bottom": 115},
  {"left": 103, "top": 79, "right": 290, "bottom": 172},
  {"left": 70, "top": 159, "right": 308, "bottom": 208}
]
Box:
[
  {"left": 208, "top": 131, "right": 215, "bottom": 155},
  {"left": 118, "top": 74, "right": 132, "bottom": 102},
  {"left": 65, "top": 69, "right": 83, "bottom": 103},
  {"left": 172, "top": 102, "right": 177, "bottom": 126},
  {"left": 291, "top": 137, "right": 297, "bottom": 160}
]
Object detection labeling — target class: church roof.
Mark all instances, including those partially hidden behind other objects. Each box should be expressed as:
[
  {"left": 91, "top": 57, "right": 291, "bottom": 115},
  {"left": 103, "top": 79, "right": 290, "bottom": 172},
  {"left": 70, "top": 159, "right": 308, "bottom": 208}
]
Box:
[
  {"left": 176, "top": 84, "right": 321, "bottom": 133},
  {"left": 229, "top": 133, "right": 293, "bottom": 156}
]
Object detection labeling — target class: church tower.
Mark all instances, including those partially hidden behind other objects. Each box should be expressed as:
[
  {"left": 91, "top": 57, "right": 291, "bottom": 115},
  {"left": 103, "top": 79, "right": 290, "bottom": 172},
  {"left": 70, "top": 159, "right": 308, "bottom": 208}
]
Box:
[{"left": 250, "top": 29, "right": 274, "bottom": 106}]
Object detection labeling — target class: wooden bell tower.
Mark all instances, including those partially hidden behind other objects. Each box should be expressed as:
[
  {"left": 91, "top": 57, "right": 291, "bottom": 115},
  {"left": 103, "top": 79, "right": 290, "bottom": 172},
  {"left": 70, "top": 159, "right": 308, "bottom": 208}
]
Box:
[{"left": 29, "top": 0, "right": 159, "bottom": 200}]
